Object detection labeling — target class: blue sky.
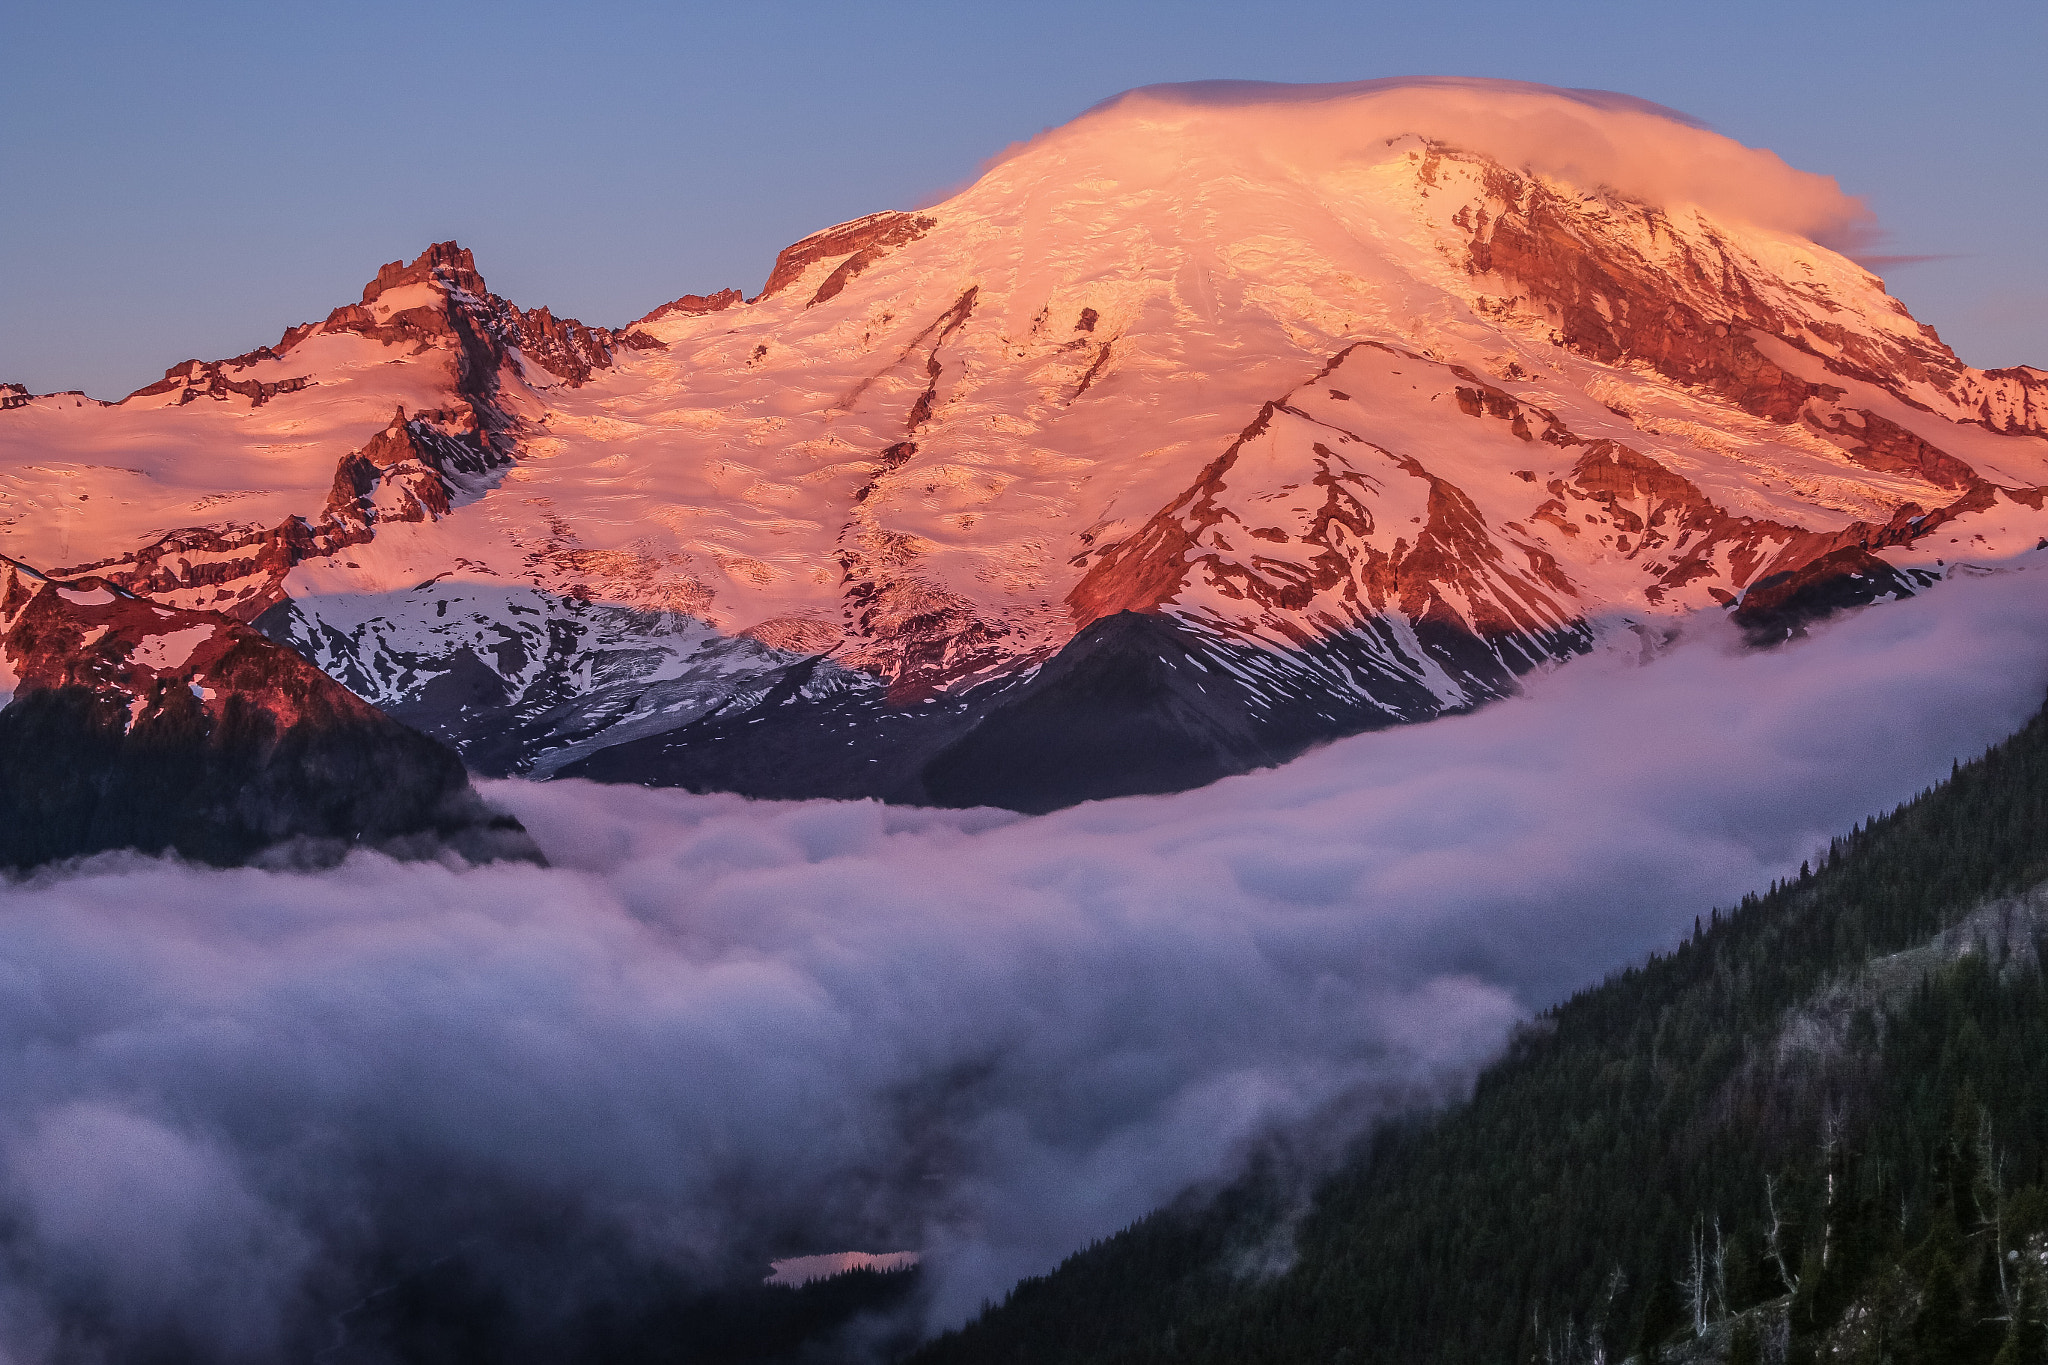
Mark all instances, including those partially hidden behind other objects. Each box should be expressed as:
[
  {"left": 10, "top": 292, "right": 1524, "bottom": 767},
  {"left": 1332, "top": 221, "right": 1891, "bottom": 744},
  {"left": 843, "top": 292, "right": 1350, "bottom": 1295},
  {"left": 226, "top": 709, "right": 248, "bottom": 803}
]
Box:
[{"left": 4, "top": 0, "right": 2042, "bottom": 398}]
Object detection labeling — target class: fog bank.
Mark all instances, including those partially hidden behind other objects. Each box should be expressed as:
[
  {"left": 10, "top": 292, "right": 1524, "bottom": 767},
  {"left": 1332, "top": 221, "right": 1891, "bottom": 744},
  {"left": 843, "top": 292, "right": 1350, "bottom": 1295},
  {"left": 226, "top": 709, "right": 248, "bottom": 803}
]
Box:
[{"left": 5, "top": 567, "right": 2048, "bottom": 1357}]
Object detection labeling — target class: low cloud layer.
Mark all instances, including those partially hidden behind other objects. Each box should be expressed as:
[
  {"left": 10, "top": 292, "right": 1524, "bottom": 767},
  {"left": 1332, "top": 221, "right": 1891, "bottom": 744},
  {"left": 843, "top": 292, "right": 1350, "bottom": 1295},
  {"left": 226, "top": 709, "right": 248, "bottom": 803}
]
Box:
[
  {"left": 1001, "top": 76, "right": 1872, "bottom": 248},
  {"left": 6, "top": 568, "right": 2048, "bottom": 1357}
]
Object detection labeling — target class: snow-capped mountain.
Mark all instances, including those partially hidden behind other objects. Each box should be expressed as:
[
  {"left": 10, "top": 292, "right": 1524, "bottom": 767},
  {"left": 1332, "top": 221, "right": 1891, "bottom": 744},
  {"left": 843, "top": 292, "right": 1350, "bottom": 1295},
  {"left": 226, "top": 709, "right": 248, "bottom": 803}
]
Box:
[{"left": 5, "top": 78, "right": 2045, "bottom": 809}]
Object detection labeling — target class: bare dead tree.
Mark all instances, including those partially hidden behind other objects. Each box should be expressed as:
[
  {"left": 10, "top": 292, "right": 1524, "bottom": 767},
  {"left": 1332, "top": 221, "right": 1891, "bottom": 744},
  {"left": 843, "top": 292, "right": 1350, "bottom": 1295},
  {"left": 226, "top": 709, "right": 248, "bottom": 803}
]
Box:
[
  {"left": 1712, "top": 1216, "right": 1730, "bottom": 1320},
  {"left": 1587, "top": 1266, "right": 1626, "bottom": 1365},
  {"left": 1534, "top": 1304, "right": 1566, "bottom": 1365},
  {"left": 1685, "top": 1217, "right": 1710, "bottom": 1338},
  {"left": 1978, "top": 1107, "right": 2012, "bottom": 1313},
  {"left": 1766, "top": 1174, "right": 1802, "bottom": 1296},
  {"left": 1821, "top": 1111, "right": 1842, "bottom": 1270}
]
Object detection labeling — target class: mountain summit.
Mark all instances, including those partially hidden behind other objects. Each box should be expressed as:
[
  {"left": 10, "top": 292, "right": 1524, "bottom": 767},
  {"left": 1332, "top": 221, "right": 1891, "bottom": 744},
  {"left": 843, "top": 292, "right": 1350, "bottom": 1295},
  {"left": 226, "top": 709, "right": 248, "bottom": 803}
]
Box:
[{"left": 5, "top": 79, "right": 2044, "bottom": 809}]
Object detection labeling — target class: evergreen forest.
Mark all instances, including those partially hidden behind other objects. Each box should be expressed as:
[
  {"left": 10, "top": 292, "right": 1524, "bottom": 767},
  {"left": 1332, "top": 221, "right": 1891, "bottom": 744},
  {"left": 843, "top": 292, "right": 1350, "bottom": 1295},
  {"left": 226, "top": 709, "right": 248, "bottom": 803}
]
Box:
[{"left": 911, "top": 692, "right": 2048, "bottom": 1365}]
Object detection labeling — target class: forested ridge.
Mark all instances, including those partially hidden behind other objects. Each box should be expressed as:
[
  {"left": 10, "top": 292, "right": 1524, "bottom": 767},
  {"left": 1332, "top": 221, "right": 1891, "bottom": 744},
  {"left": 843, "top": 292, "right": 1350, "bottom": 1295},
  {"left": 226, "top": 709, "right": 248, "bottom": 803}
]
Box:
[{"left": 912, "top": 694, "right": 2048, "bottom": 1365}]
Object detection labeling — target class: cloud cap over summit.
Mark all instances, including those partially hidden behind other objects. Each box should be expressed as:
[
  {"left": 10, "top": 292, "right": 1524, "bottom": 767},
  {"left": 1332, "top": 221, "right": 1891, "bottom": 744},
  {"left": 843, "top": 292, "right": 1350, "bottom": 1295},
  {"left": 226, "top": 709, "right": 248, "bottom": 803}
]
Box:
[{"left": 999, "top": 75, "right": 1872, "bottom": 248}]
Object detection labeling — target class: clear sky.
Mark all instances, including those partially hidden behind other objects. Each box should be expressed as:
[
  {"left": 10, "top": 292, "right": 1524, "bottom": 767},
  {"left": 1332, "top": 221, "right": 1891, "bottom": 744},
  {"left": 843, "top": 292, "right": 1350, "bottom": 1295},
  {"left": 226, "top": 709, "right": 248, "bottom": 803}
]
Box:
[{"left": 4, "top": 0, "right": 2042, "bottom": 399}]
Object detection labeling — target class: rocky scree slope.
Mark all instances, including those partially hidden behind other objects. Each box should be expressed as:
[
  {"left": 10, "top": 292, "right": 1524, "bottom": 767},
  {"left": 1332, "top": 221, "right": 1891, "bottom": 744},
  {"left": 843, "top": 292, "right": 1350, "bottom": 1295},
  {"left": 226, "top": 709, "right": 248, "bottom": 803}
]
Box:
[
  {"left": 5, "top": 79, "right": 2046, "bottom": 810},
  {"left": 0, "top": 555, "right": 538, "bottom": 870}
]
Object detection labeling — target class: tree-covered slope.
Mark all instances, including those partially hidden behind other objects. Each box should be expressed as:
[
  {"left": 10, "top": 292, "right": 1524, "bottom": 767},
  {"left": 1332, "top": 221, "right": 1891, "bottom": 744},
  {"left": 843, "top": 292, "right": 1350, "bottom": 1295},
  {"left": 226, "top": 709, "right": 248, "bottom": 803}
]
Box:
[{"left": 913, "top": 691, "right": 2048, "bottom": 1365}]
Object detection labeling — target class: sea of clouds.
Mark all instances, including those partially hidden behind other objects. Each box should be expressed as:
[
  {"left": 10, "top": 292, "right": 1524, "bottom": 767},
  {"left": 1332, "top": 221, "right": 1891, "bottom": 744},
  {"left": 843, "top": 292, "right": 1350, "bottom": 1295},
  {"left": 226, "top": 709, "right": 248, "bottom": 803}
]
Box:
[{"left": 6, "top": 566, "right": 2048, "bottom": 1359}]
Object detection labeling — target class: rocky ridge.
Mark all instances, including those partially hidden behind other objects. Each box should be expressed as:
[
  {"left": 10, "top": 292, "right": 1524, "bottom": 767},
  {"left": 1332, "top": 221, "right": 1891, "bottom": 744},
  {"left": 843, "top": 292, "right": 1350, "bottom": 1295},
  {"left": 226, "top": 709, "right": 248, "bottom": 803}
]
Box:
[
  {"left": 0, "top": 554, "right": 539, "bottom": 869},
  {"left": 27, "top": 243, "right": 655, "bottom": 622}
]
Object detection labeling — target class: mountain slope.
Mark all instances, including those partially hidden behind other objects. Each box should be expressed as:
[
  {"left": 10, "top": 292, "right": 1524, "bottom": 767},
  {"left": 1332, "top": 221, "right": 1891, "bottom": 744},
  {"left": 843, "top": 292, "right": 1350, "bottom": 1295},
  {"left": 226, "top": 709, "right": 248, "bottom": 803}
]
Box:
[
  {"left": 0, "top": 555, "right": 539, "bottom": 869},
  {"left": 5, "top": 79, "right": 2045, "bottom": 808},
  {"left": 910, "top": 689, "right": 2048, "bottom": 1365}
]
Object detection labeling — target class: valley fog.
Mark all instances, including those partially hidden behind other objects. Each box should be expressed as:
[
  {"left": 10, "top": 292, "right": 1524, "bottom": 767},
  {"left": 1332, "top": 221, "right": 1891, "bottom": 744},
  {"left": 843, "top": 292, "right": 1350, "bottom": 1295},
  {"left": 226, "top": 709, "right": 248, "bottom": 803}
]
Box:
[{"left": 5, "top": 565, "right": 2048, "bottom": 1359}]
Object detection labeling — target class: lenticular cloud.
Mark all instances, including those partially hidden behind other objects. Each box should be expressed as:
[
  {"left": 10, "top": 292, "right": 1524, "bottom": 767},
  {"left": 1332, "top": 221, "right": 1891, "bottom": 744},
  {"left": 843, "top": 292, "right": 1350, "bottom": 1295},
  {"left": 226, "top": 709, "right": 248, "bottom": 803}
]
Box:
[
  {"left": 6, "top": 566, "right": 2048, "bottom": 1357},
  {"left": 1002, "top": 76, "right": 1873, "bottom": 248}
]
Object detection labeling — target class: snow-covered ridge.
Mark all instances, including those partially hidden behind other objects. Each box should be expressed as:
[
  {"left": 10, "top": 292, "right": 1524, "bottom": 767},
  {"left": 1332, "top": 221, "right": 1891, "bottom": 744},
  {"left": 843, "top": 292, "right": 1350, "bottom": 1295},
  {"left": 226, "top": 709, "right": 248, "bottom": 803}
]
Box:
[
  {"left": 3, "top": 79, "right": 2044, "bottom": 804},
  {"left": 0, "top": 551, "right": 543, "bottom": 869},
  {"left": 0, "top": 242, "right": 635, "bottom": 621},
  {"left": 2, "top": 551, "right": 275, "bottom": 730}
]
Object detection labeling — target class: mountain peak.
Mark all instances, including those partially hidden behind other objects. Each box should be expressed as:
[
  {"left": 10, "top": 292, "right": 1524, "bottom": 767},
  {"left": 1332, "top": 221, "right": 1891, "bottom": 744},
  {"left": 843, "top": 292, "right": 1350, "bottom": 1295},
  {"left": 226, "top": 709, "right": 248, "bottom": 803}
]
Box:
[
  {"left": 6, "top": 79, "right": 2045, "bottom": 812},
  {"left": 360, "top": 240, "right": 487, "bottom": 304}
]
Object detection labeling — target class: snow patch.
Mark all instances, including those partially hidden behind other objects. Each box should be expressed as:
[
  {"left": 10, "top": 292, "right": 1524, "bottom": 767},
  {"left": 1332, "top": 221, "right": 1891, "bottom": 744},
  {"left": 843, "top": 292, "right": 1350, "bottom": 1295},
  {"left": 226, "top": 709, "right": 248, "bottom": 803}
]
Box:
[{"left": 131, "top": 625, "right": 217, "bottom": 673}]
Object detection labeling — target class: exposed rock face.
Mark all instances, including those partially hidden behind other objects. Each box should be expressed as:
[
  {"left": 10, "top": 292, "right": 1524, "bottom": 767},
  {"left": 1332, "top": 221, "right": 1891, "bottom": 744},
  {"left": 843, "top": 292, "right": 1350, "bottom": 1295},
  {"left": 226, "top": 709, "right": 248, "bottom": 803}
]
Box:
[
  {"left": 64, "top": 520, "right": 333, "bottom": 619},
  {"left": 1731, "top": 545, "right": 1933, "bottom": 643},
  {"left": 635, "top": 288, "right": 743, "bottom": 327},
  {"left": 1449, "top": 157, "right": 2048, "bottom": 447},
  {"left": 1964, "top": 365, "right": 2048, "bottom": 434},
  {"left": 56, "top": 405, "right": 509, "bottom": 621},
  {"left": 1070, "top": 348, "right": 1593, "bottom": 718},
  {"left": 0, "top": 556, "right": 539, "bottom": 871},
  {"left": 754, "top": 211, "right": 936, "bottom": 299},
  {"left": 50, "top": 243, "right": 628, "bottom": 618},
  {"left": 322, "top": 240, "right": 633, "bottom": 387},
  {"left": 322, "top": 242, "right": 624, "bottom": 385},
  {"left": 128, "top": 356, "right": 312, "bottom": 407},
  {"left": 320, "top": 411, "right": 509, "bottom": 526}
]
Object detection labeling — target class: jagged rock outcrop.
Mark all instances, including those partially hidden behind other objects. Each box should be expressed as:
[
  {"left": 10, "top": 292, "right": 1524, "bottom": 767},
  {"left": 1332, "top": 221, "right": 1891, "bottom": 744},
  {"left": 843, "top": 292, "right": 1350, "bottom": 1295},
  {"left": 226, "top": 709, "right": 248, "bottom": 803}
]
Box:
[
  {"left": 1450, "top": 158, "right": 2048, "bottom": 443},
  {"left": 326, "top": 241, "right": 626, "bottom": 385},
  {"left": 37, "top": 243, "right": 626, "bottom": 618},
  {"left": 0, "top": 555, "right": 539, "bottom": 870},
  {"left": 52, "top": 404, "right": 509, "bottom": 620},
  {"left": 754, "top": 211, "right": 936, "bottom": 300},
  {"left": 635, "top": 287, "right": 742, "bottom": 327},
  {"left": 128, "top": 356, "right": 313, "bottom": 407}
]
